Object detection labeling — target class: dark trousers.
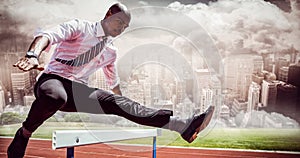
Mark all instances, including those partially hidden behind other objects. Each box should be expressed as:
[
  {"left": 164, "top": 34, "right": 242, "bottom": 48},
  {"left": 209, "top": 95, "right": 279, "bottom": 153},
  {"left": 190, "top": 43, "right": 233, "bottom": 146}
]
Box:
[{"left": 23, "top": 73, "right": 173, "bottom": 132}]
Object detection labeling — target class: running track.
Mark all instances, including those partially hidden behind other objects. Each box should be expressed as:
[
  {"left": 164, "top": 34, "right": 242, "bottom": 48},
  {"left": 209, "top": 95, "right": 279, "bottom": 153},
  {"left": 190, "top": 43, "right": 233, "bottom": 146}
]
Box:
[{"left": 0, "top": 138, "right": 299, "bottom": 158}]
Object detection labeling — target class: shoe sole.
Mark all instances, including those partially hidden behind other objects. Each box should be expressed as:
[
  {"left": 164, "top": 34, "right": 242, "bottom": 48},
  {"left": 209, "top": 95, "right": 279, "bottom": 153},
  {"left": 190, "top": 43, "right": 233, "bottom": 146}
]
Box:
[{"left": 188, "top": 106, "right": 215, "bottom": 143}]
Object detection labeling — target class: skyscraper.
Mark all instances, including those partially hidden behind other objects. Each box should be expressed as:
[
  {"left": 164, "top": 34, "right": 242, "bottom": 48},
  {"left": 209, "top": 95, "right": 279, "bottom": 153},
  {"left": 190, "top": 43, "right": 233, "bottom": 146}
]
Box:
[
  {"left": 201, "top": 88, "right": 213, "bottom": 112},
  {"left": 262, "top": 55, "right": 273, "bottom": 72},
  {"left": 278, "top": 66, "right": 289, "bottom": 82},
  {"left": 210, "top": 75, "right": 222, "bottom": 112},
  {"left": 0, "top": 85, "right": 5, "bottom": 112},
  {"left": 0, "top": 53, "right": 23, "bottom": 101},
  {"left": 275, "top": 57, "right": 289, "bottom": 78},
  {"left": 287, "top": 63, "right": 300, "bottom": 121},
  {"left": 195, "top": 68, "right": 211, "bottom": 105},
  {"left": 288, "top": 64, "right": 300, "bottom": 88},
  {"left": 261, "top": 80, "right": 279, "bottom": 108},
  {"left": 247, "top": 82, "right": 260, "bottom": 112},
  {"left": 11, "top": 72, "right": 31, "bottom": 106},
  {"left": 276, "top": 83, "right": 297, "bottom": 111},
  {"left": 231, "top": 98, "right": 247, "bottom": 117},
  {"left": 252, "top": 72, "right": 264, "bottom": 85},
  {"left": 223, "top": 54, "right": 263, "bottom": 101}
]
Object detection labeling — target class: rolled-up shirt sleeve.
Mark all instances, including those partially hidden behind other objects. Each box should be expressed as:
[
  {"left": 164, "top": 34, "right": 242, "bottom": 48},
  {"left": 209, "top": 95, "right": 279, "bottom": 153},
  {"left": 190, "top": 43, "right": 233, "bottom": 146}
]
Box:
[
  {"left": 102, "top": 62, "right": 120, "bottom": 89},
  {"left": 35, "top": 19, "right": 82, "bottom": 45}
]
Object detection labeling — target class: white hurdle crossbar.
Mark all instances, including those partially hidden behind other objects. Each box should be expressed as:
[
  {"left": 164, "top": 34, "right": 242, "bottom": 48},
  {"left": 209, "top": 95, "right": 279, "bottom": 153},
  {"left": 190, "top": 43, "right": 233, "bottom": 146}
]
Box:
[{"left": 52, "top": 129, "right": 162, "bottom": 158}]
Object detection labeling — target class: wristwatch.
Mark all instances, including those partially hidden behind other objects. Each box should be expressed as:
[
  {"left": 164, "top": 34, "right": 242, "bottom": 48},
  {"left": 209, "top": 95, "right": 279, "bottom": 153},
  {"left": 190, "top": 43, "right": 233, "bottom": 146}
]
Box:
[{"left": 25, "top": 51, "right": 38, "bottom": 58}]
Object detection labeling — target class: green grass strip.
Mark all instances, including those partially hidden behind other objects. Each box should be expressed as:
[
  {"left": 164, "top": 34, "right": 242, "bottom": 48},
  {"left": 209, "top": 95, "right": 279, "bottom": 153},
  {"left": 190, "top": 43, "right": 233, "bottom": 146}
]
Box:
[{"left": 1, "top": 123, "right": 299, "bottom": 151}]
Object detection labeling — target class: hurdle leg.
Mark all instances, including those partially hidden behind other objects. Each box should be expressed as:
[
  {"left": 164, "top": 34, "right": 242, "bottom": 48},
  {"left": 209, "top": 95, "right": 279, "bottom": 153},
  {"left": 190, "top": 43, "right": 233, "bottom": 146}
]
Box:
[
  {"left": 152, "top": 136, "right": 156, "bottom": 158},
  {"left": 67, "top": 147, "right": 74, "bottom": 158}
]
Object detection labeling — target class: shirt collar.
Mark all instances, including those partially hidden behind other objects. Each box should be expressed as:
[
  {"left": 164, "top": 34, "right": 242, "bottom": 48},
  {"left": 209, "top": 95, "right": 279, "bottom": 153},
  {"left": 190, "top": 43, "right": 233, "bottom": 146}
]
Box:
[
  {"left": 95, "top": 21, "right": 106, "bottom": 37},
  {"left": 95, "top": 21, "right": 113, "bottom": 42}
]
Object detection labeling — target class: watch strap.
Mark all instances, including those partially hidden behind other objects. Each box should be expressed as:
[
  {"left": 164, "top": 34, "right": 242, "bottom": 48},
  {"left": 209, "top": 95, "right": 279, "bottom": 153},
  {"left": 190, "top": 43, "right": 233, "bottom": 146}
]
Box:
[{"left": 25, "top": 51, "right": 38, "bottom": 58}]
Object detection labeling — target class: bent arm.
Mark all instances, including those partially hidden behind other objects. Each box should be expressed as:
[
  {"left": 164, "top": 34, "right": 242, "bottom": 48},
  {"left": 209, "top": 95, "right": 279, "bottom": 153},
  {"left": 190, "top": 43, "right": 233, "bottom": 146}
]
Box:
[{"left": 28, "top": 36, "right": 50, "bottom": 58}]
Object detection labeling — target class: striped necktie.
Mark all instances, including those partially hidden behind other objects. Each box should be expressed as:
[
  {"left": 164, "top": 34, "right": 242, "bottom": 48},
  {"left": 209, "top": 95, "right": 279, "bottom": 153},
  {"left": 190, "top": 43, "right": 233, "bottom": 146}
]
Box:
[{"left": 55, "top": 38, "right": 107, "bottom": 67}]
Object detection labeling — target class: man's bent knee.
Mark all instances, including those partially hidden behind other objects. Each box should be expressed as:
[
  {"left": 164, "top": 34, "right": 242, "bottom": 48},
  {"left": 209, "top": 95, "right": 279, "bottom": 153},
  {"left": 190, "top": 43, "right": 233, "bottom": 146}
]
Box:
[
  {"left": 37, "top": 79, "right": 68, "bottom": 106},
  {"left": 89, "top": 89, "right": 117, "bottom": 113}
]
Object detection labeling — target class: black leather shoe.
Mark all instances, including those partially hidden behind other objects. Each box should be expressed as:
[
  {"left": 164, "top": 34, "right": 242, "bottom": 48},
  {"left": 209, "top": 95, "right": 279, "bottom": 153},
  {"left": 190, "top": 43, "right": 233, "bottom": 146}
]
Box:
[
  {"left": 181, "top": 106, "right": 215, "bottom": 143},
  {"left": 7, "top": 127, "right": 29, "bottom": 158}
]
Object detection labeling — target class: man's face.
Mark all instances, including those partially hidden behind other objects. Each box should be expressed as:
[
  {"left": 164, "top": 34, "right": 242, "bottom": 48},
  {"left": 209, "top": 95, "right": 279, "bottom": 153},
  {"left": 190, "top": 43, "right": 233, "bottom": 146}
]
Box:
[{"left": 104, "top": 12, "right": 130, "bottom": 37}]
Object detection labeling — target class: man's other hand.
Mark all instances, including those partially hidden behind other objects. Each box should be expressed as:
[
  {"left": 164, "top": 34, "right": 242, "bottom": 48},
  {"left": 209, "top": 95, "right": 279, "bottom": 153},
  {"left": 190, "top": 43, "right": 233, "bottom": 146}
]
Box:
[{"left": 13, "top": 57, "right": 44, "bottom": 71}]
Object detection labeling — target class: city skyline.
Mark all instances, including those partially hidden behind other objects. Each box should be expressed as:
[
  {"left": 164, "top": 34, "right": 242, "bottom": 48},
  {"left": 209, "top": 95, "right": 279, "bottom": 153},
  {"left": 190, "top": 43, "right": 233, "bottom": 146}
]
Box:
[{"left": 0, "top": 49, "right": 299, "bottom": 127}]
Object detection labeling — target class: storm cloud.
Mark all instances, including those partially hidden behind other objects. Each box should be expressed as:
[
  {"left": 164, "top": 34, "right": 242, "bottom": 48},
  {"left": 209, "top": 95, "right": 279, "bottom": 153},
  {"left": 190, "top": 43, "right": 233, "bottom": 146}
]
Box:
[
  {"left": 1, "top": 0, "right": 299, "bottom": 57},
  {"left": 167, "top": 0, "right": 300, "bottom": 56},
  {"left": 0, "top": 0, "right": 117, "bottom": 52}
]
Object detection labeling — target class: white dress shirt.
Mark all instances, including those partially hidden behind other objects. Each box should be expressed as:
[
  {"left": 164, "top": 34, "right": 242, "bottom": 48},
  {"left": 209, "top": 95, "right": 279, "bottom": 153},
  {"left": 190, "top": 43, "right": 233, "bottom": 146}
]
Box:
[{"left": 37, "top": 19, "right": 120, "bottom": 89}]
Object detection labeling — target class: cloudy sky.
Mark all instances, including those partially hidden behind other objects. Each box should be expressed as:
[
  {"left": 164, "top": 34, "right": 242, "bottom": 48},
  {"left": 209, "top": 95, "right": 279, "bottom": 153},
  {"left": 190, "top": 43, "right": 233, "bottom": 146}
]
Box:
[{"left": 0, "top": 0, "right": 299, "bottom": 58}]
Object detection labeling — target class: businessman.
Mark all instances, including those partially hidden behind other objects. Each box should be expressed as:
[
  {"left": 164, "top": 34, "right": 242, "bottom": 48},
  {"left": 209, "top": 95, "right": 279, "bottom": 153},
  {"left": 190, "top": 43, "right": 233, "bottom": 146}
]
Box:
[{"left": 8, "top": 3, "right": 215, "bottom": 157}]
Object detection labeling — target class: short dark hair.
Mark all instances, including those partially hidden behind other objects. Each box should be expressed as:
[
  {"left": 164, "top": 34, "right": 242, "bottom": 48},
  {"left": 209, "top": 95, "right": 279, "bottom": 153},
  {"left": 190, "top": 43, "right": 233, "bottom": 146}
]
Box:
[{"left": 104, "top": 3, "right": 131, "bottom": 19}]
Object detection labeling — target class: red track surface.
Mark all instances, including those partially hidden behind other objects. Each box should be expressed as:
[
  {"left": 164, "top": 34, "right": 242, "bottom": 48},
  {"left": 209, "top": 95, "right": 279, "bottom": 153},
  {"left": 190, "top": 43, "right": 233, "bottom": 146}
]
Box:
[{"left": 0, "top": 137, "right": 299, "bottom": 158}]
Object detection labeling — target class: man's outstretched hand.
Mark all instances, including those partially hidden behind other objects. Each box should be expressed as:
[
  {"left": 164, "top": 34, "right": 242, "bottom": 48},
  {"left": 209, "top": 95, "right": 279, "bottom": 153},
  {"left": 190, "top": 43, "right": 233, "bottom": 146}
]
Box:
[{"left": 13, "top": 57, "right": 44, "bottom": 71}]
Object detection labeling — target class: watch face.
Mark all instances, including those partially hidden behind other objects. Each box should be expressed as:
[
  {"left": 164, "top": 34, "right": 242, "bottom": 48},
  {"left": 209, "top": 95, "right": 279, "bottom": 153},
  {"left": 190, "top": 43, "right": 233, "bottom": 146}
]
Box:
[
  {"left": 26, "top": 51, "right": 37, "bottom": 58},
  {"left": 27, "top": 52, "right": 34, "bottom": 55}
]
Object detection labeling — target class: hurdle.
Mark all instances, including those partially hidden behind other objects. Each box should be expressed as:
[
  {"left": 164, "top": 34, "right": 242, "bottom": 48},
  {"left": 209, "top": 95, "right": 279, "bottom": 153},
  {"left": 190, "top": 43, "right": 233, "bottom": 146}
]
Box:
[{"left": 52, "top": 128, "right": 162, "bottom": 158}]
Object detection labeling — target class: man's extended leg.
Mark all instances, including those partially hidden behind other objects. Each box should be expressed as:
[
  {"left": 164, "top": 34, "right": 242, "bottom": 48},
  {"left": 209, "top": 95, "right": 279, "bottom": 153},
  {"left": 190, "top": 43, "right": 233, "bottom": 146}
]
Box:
[
  {"left": 74, "top": 87, "right": 215, "bottom": 143},
  {"left": 7, "top": 77, "right": 68, "bottom": 158},
  {"left": 111, "top": 94, "right": 215, "bottom": 143},
  {"left": 75, "top": 88, "right": 173, "bottom": 127}
]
